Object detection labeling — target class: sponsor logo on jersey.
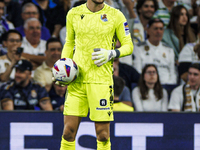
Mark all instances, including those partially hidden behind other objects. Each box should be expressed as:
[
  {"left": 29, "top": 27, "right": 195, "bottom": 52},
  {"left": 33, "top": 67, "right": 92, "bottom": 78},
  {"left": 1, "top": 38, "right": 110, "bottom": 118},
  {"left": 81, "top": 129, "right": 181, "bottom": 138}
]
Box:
[
  {"left": 101, "top": 14, "right": 108, "bottom": 22},
  {"left": 100, "top": 99, "right": 107, "bottom": 106},
  {"left": 162, "top": 52, "right": 166, "bottom": 58},
  {"left": 96, "top": 107, "right": 110, "bottom": 110},
  {"left": 124, "top": 22, "right": 129, "bottom": 36}
]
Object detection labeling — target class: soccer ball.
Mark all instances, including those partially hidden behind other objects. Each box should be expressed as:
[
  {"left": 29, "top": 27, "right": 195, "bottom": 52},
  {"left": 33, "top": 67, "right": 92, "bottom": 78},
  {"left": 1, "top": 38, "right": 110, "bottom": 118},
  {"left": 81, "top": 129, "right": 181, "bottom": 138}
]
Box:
[{"left": 52, "top": 58, "right": 79, "bottom": 85}]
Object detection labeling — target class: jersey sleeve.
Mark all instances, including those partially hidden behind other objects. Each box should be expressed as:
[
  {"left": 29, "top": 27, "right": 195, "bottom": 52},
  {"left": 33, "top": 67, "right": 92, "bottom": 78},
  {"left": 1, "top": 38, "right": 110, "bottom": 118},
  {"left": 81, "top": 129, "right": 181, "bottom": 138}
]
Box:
[
  {"left": 61, "top": 9, "right": 75, "bottom": 59},
  {"left": 0, "top": 87, "right": 13, "bottom": 104},
  {"left": 115, "top": 11, "right": 133, "bottom": 57},
  {"left": 37, "top": 85, "right": 50, "bottom": 102}
]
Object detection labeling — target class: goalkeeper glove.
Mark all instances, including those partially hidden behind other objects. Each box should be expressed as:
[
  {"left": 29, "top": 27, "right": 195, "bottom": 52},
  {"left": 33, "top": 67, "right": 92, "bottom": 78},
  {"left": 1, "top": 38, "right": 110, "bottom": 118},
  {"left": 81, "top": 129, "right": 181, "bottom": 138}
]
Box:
[{"left": 92, "top": 48, "right": 118, "bottom": 67}]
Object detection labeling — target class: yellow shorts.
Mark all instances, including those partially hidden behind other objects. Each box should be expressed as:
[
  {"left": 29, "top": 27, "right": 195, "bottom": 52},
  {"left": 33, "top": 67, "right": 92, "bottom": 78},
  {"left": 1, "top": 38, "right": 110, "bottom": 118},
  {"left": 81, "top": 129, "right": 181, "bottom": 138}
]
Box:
[{"left": 63, "top": 82, "right": 114, "bottom": 121}]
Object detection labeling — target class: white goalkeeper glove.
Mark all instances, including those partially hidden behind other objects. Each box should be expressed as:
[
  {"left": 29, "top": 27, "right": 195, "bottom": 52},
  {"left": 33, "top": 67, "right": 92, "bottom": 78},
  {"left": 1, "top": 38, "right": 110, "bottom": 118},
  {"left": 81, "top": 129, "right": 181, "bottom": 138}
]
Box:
[{"left": 92, "top": 48, "right": 117, "bottom": 67}]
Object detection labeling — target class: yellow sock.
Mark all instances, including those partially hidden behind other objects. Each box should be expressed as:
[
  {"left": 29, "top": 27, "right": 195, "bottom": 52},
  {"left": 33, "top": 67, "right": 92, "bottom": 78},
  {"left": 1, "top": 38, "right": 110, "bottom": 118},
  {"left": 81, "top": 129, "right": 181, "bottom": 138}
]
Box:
[
  {"left": 60, "top": 136, "right": 75, "bottom": 150},
  {"left": 97, "top": 137, "right": 111, "bottom": 150}
]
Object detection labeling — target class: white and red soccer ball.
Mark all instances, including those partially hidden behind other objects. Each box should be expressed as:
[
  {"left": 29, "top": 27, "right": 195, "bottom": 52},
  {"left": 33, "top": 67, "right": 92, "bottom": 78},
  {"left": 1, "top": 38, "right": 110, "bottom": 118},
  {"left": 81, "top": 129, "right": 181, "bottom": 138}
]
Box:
[{"left": 52, "top": 58, "right": 79, "bottom": 84}]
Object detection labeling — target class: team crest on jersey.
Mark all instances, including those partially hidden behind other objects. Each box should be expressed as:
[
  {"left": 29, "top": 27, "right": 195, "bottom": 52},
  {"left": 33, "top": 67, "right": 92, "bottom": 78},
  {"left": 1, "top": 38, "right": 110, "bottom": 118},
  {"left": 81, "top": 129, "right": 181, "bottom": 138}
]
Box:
[
  {"left": 31, "top": 90, "right": 37, "bottom": 98},
  {"left": 101, "top": 14, "right": 108, "bottom": 22},
  {"left": 163, "top": 53, "right": 166, "bottom": 58},
  {"left": 5, "top": 63, "right": 9, "bottom": 68},
  {"left": 124, "top": 22, "right": 129, "bottom": 36}
]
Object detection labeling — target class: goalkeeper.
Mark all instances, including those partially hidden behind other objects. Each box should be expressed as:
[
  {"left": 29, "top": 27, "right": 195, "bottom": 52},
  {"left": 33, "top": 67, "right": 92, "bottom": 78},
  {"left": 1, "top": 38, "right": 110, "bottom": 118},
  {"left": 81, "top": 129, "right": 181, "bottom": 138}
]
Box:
[{"left": 59, "top": 0, "right": 133, "bottom": 149}]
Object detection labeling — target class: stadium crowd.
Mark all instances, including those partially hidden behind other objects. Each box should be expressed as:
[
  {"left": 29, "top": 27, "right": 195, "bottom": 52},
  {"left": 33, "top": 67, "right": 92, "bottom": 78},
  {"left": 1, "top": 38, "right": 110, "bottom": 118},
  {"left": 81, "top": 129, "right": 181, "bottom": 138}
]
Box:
[{"left": 0, "top": 0, "right": 200, "bottom": 112}]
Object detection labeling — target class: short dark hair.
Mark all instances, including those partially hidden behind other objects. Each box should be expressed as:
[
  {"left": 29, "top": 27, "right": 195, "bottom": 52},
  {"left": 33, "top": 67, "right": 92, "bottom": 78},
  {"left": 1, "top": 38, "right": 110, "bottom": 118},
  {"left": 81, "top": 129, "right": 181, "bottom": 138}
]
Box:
[
  {"left": 189, "top": 63, "right": 200, "bottom": 71},
  {"left": 113, "top": 75, "right": 125, "bottom": 97},
  {"left": 46, "top": 37, "right": 62, "bottom": 50},
  {"left": 147, "top": 18, "right": 164, "bottom": 28},
  {"left": 136, "top": 0, "right": 158, "bottom": 16},
  {"left": 0, "top": 0, "right": 4, "bottom": 3},
  {"left": 1, "top": 30, "right": 22, "bottom": 42}
]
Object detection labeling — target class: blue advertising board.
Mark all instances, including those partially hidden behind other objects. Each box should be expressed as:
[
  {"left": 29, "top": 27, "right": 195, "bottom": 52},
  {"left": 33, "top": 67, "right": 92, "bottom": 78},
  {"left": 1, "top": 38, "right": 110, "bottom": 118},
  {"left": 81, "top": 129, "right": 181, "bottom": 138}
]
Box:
[{"left": 0, "top": 111, "right": 200, "bottom": 150}]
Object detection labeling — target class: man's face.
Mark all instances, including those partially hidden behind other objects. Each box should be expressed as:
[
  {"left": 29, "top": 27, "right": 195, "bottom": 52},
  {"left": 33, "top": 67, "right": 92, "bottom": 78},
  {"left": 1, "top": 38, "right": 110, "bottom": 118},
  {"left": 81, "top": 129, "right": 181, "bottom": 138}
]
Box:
[
  {"left": 147, "top": 22, "right": 164, "bottom": 43},
  {"left": 3, "top": 33, "right": 22, "bottom": 54},
  {"left": 15, "top": 68, "right": 31, "bottom": 86},
  {"left": 139, "top": 0, "right": 155, "bottom": 19},
  {"left": 188, "top": 68, "right": 200, "bottom": 88},
  {"left": 24, "top": 20, "right": 41, "bottom": 44},
  {"left": 0, "top": 2, "right": 5, "bottom": 19},
  {"left": 53, "top": 83, "right": 67, "bottom": 97},
  {"left": 22, "top": 6, "right": 39, "bottom": 21},
  {"left": 45, "top": 42, "right": 62, "bottom": 64}
]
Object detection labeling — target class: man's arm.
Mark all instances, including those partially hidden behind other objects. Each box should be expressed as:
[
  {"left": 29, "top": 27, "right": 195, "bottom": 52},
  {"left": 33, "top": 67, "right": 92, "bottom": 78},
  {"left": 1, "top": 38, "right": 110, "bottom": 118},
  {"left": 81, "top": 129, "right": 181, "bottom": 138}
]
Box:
[
  {"left": 122, "top": 0, "right": 137, "bottom": 19},
  {"left": 61, "top": 10, "right": 75, "bottom": 59},
  {"left": 1, "top": 99, "right": 14, "bottom": 110},
  {"left": 0, "top": 54, "right": 20, "bottom": 82},
  {"left": 21, "top": 53, "right": 46, "bottom": 65},
  {"left": 115, "top": 10, "right": 134, "bottom": 57},
  {"left": 39, "top": 98, "right": 53, "bottom": 111}
]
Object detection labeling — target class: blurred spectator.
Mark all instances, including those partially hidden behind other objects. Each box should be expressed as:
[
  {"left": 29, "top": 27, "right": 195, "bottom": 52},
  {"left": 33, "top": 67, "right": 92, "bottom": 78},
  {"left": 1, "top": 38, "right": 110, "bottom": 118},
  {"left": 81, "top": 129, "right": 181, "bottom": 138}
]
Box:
[
  {"left": 121, "top": 0, "right": 136, "bottom": 19},
  {"left": 178, "top": 43, "right": 200, "bottom": 83},
  {"left": 22, "top": 0, "right": 57, "bottom": 28},
  {"left": 113, "top": 58, "right": 140, "bottom": 92},
  {"left": 0, "top": 59, "right": 53, "bottom": 110},
  {"left": 153, "top": 0, "right": 192, "bottom": 27},
  {"left": 0, "top": 30, "right": 23, "bottom": 83},
  {"left": 16, "top": 2, "right": 51, "bottom": 41},
  {"left": 21, "top": 18, "right": 46, "bottom": 70},
  {"left": 162, "top": 5, "right": 196, "bottom": 62},
  {"left": 113, "top": 75, "right": 134, "bottom": 112},
  {"left": 133, "top": 0, "right": 158, "bottom": 44},
  {"left": 0, "top": 0, "right": 14, "bottom": 38},
  {"left": 113, "top": 59, "right": 133, "bottom": 107},
  {"left": 59, "top": 0, "right": 86, "bottom": 45},
  {"left": 34, "top": 38, "right": 62, "bottom": 92},
  {"left": 49, "top": 81, "right": 67, "bottom": 111},
  {"left": 132, "top": 64, "right": 168, "bottom": 111},
  {"left": 168, "top": 63, "right": 200, "bottom": 112},
  {"left": 133, "top": 18, "right": 177, "bottom": 84},
  {"left": 46, "top": 0, "right": 71, "bottom": 38},
  {"left": 4, "top": 0, "right": 23, "bottom": 27}
]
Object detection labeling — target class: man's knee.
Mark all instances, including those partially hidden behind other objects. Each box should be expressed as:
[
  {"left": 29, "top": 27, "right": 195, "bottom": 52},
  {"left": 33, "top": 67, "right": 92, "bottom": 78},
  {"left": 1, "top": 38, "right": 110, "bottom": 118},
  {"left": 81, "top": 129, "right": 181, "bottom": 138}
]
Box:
[
  {"left": 63, "top": 124, "right": 77, "bottom": 141},
  {"left": 97, "top": 130, "right": 109, "bottom": 141}
]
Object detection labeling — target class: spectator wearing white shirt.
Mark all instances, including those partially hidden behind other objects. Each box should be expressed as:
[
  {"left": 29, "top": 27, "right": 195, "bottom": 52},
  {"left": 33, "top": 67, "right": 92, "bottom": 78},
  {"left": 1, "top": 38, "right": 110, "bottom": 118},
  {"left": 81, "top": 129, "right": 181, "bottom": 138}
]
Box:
[
  {"left": 178, "top": 23, "right": 200, "bottom": 83},
  {"left": 132, "top": 64, "right": 168, "bottom": 111},
  {"left": 133, "top": 18, "right": 177, "bottom": 85},
  {"left": 168, "top": 63, "right": 200, "bottom": 112},
  {"left": 21, "top": 18, "right": 46, "bottom": 70}
]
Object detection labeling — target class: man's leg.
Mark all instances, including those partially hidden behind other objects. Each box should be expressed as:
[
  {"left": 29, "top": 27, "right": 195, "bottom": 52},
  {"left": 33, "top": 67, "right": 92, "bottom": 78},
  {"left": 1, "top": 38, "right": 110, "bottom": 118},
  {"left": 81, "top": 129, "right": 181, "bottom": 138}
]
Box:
[
  {"left": 95, "top": 121, "right": 111, "bottom": 150},
  {"left": 60, "top": 115, "right": 82, "bottom": 150}
]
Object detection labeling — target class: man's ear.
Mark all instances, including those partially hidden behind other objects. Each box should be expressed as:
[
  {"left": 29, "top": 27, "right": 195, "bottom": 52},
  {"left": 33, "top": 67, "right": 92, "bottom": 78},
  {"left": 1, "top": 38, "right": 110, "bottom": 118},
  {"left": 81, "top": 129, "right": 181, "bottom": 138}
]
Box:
[{"left": 2, "top": 41, "right": 7, "bottom": 47}]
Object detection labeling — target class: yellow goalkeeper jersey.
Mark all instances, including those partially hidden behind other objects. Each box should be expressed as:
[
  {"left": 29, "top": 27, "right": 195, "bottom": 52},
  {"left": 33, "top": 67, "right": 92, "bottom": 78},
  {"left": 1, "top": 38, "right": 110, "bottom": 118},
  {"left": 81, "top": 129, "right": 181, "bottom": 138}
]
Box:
[{"left": 62, "top": 3, "right": 133, "bottom": 84}]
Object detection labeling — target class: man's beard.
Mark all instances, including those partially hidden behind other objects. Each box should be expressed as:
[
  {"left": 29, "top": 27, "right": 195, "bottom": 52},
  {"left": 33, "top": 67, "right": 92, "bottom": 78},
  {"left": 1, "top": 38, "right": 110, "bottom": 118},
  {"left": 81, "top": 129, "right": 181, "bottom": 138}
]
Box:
[
  {"left": 15, "top": 80, "right": 26, "bottom": 87},
  {"left": 142, "top": 12, "right": 154, "bottom": 20}
]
